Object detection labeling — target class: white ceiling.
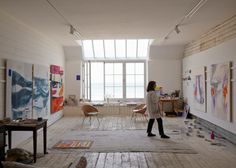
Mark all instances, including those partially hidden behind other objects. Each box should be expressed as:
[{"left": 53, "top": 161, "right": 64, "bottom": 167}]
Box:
[{"left": 0, "top": 0, "right": 235, "bottom": 47}]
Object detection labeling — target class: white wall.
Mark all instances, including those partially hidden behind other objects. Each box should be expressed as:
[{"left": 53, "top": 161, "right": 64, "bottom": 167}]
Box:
[
  {"left": 0, "top": 10, "right": 65, "bottom": 147},
  {"left": 183, "top": 38, "right": 236, "bottom": 134},
  {"left": 148, "top": 45, "right": 183, "bottom": 94},
  {"left": 64, "top": 46, "right": 82, "bottom": 100}
]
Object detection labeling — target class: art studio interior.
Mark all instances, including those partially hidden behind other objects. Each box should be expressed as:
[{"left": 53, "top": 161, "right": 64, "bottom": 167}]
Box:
[{"left": 0, "top": 0, "right": 236, "bottom": 167}]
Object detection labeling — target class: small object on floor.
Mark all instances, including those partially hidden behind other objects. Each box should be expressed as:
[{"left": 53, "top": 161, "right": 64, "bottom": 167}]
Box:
[
  {"left": 210, "top": 142, "right": 224, "bottom": 146},
  {"left": 186, "top": 132, "right": 191, "bottom": 136},
  {"left": 188, "top": 127, "right": 193, "bottom": 133},
  {"left": 161, "top": 135, "right": 170, "bottom": 139},
  {"left": 198, "top": 127, "right": 202, "bottom": 130},
  {"left": 172, "top": 130, "right": 180, "bottom": 133},
  {"left": 76, "top": 156, "right": 87, "bottom": 168},
  {"left": 205, "top": 138, "right": 212, "bottom": 142},
  {"left": 6, "top": 148, "right": 33, "bottom": 164},
  {"left": 197, "top": 134, "right": 205, "bottom": 138},
  {"left": 147, "top": 133, "right": 156, "bottom": 137},
  {"left": 184, "top": 120, "right": 189, "bottom": 124},
  {"left": 211, "top": 131, "right": 215, "bottom": 140}
]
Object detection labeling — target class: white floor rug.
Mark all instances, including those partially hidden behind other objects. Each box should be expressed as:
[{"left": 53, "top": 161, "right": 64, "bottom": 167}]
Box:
[{"left": 49, "top": 129, "right": 196, "bottom": 154}]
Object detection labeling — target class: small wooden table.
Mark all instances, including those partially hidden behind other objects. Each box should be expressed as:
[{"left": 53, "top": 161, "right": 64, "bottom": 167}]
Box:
[
  {"left": 160, "top": 97, "right": 179, "bottom": 116},
  {"left": 5, "top": 119, "right": 48, "bottom": 163}
]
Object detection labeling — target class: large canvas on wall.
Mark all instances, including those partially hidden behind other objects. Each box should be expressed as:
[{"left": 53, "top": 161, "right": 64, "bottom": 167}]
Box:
[
  {"left": 192, "top": 67, "right": 206, "bottom": 112},
  {"left": 33, "top": 64, "right": 49, "bottom": 118},
  {"left": 50, "top": 65, "right": 64, "bottom": 114},
  {"left": 210, "top": 62, "right": 231, "bottom": 122},
  {"left": 6, "top": 60, "right": 33, "bottom": 119}
]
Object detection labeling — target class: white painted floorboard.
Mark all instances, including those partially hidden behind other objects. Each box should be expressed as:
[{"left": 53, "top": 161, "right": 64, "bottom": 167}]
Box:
[{"left": 16, "top": 116, "right": 236, "bottom": 168}]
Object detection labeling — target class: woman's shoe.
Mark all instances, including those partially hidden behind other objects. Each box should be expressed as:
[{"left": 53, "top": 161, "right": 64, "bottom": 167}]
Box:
[
  {"left": 147, "top": 133, "right": 156, "bottom": 137},
  {"left": 161, "top": 134, "right": 170, "bottom": 139}
]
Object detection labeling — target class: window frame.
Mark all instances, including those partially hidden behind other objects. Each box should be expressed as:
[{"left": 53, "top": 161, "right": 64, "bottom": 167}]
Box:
[{"left": 81, "top": 60, "right": 146, "bottom": 102}]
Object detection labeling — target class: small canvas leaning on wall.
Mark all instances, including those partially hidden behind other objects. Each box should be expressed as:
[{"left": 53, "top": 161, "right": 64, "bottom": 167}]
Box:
[
  {"left": 6, "top": 60, "right": 33, "bottom": 119},
  {"left": 210, "top": 62, "right": 231, "bottom": 122},
  {"left": 33, "top": 64, "right": 49, "bottom": 118},
  {"left": 50, "top": 65, "right": 64, "bottom": 114},
  {"left": 192, "top": 67, "right": 206, "bottom": 113}
]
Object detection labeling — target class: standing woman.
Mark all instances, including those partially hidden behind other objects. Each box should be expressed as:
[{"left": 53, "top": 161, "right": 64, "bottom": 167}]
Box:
[{"left": 146, "top": 81, "right": 170, "bottom": 138}]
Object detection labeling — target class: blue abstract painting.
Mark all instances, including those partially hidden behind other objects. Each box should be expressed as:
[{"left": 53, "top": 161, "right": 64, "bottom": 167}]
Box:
[
  {"left": 7, "top": 60, "right": 33, "bottom": 119},
  {"left": 33, "top": 65, "right": 49, "bottom": 118},
  {"left": 11, "top": 71, "right": 33, "bottom": 119}
]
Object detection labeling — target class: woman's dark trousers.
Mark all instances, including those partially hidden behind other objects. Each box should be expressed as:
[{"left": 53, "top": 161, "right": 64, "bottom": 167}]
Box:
[{"left": 147, "top": 118, "right": 164, "bottom": 136}]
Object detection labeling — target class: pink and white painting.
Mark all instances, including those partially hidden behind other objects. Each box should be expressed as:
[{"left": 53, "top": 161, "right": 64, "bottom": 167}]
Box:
[
  {"left": 50, "top": 65, "right": 64, "bottom": 114},
  {"left": 210, "top": 62, "right": 231, "bottom": 122},
  {"left": 192, "top": 67, "right": 206, "bottom": 112}
]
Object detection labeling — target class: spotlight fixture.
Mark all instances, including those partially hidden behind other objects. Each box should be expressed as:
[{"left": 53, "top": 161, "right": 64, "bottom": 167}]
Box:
[
  {"left": 175, "top": 25, "right": 180, "bottom": 34},
  {"left": 70, "top": 25, "right": 75, "bottom": 35},
  {"left": 161, "top": 0, "right": 208, "bottom": 43},
  {"left": 46, "top": 0, "right": 83, "bottom": 40}
]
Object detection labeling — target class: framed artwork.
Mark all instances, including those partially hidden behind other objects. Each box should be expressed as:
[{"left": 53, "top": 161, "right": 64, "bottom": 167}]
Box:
[
  {"left": 210, "top": 62, "right": 231, "bottom": 122},
  {"left": 6, "top": 60, "right": 33, "bottom": 119},
  {"left": 33, "top": 64, "right": 49, "bottom": 118},
  {"left": 192, "top": 67, "right": 206, "bottom": 112},
  {"left": 50, "top": 65, "right": 64, "bottom": 114}
]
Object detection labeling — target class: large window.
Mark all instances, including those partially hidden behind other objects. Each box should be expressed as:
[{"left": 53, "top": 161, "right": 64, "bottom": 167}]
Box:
[
  {"left": 82, "top": 39, "right": 150, "bottom": 60},
  {"left": 126, "top": 63, "right": 145, "bottom": 98},
  {"left": 82, "top": 61, "right": 145, "bottom": 101},
  {"left": 105, "top": 63, "right": 123, "bottom": 99},
  {"left": 91, "top": 62, "right": 104, "bottom": 101}
]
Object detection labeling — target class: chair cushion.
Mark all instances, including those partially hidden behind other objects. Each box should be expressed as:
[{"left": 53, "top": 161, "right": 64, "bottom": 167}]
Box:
[{"left": 87, "top": 112, "right": 98, "bottom": 116}]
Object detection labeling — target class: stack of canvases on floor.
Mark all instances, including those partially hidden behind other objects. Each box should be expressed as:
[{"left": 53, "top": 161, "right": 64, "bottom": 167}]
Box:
[
  {"left": 5, "top": 60, "right": 63, "bottom": 119},
  {"left": 50, "top": 65, "right": 64, "bottom": 114}
]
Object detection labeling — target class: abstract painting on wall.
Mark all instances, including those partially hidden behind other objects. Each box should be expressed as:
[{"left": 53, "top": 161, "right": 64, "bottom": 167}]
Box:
[
  {"left": 6, "top": 60, "right": 33, "bottom": 119},
  {"left": 192, "top": 67, "right": 206, "bottom": 112},
  {"left": 33, "top": 64, "right": 49, "bottom": 118},
  {"left": 210, "top": 62, "right": 231, "bottom": 122},
  {"left": 50, "top": 65, "right": 64, "bottom": 114}
]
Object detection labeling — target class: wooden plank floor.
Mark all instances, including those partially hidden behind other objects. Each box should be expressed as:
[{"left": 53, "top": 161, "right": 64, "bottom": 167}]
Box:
[{"left": 17, "top": 115, "right": 236, "bottom": 168}]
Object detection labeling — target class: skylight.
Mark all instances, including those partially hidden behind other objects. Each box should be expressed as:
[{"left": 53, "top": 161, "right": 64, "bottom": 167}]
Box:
[{"left": 82, "top": 39, "right": 150, "bottom": 60}]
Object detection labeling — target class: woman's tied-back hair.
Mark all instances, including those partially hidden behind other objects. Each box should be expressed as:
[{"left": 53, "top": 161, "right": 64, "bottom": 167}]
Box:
[{"left": 147, "top": 81, "right": 156, "bottom": 92}]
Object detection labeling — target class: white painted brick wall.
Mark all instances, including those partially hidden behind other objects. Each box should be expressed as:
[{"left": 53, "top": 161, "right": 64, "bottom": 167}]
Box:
[
  {"left": 184, "top": 15, "right": 236, "bottom": 57},
  {"left": 0, "top": 10, "right": 65, "bottom": 147}
]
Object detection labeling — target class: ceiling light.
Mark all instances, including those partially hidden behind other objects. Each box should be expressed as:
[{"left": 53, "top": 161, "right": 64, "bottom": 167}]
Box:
[
  {"left": 175, "top": 25, "right": 180, "bottom": 34},
  {"left": 70, "top": 25, "right": 75, "bottom": 34}
]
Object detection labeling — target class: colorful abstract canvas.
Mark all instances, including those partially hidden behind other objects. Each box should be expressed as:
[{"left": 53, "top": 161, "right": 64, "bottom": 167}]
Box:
[
  {"left": 192, "top": 67, "right": 206, "bottom": 112},
  {"left": 33, "top": 64, "right": 49, "bottom": 118},
  {"left": 53, "top": 140, "right": 93, "bottom": 149},
  {"left": 50, "top": 65, "right": 64, "bottom": 114},
  {"left": 210, "top": 62, "right": 231, "bottom": 121},
  {"left": 6, "top": 60, "right": 33, "bottom": 119}
]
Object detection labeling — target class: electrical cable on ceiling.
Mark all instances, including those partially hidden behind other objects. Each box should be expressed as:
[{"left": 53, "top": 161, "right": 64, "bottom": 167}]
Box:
[{"left": 46, "top": 0, "right": 83, "bottom": 39}]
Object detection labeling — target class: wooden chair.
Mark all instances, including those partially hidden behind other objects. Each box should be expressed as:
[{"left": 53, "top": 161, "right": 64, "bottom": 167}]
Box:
[
  {"left": 131, "top": 104, "right": 148, "bottom": 122},
  {"left": 81, "top": 104, "right": 100, "bottom": 125}
]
